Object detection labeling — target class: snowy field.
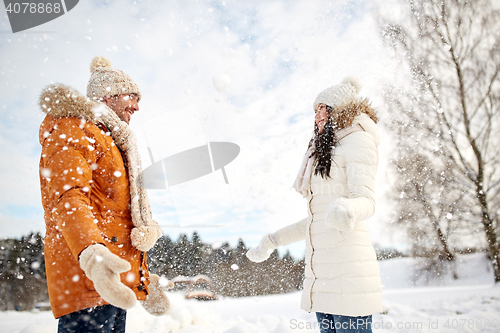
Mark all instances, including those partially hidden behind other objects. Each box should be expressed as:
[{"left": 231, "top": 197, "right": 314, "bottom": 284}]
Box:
[{"left": 2, "top": 253, "right": 499, "bottom": 333}]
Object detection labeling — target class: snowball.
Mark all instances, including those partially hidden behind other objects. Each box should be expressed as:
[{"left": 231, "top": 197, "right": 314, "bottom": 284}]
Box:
[{"left": 212, "top": 74, "right": 231, "bottom": 93}]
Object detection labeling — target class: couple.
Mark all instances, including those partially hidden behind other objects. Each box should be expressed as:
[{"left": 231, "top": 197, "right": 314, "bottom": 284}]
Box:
[{"left": 39, "top": 56, "right": 381, "bottom": 333}]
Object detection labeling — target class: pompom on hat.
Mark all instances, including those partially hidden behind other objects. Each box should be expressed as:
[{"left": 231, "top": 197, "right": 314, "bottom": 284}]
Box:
[
  {"left": 86, "top": 56, "right": 141, "bottom": 101},
  {"left": 313, "top": 76, "right": 362, "bottom": 111}
]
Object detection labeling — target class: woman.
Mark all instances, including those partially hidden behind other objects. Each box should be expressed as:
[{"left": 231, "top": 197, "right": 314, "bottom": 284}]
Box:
[{"left": 246, "top": 77, "right": 382, "bottom": 333}]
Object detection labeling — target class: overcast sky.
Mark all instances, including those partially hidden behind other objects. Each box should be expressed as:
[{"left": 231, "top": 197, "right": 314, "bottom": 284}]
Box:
[{"left": 0, "top": 0, "right": 408, "bottom": 258}]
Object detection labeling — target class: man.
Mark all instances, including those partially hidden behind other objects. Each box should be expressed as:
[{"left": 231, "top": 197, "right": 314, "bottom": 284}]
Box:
[{"left": 38, "top": 56, "right": 171, "bottom": 333}]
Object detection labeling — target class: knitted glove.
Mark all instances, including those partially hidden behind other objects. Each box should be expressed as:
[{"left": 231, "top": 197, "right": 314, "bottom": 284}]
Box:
[
  {"left": 325, "top": 198, "right": 356, "bottom": 232},
  {"left": 141, "top": 274, "right": 174, "bottom": 316},
  {"left": 246, "top": 234, "right": 277, "bottom": 262},
  {"left": 79, "top": 244, "right": 137, "bottom": 309},
  {"left": 131, "top": 222, "right": 162, "bottom": 252}
]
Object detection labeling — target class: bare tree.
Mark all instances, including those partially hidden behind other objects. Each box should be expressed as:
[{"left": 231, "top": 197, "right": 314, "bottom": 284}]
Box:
[{"left": 379, "top": 0, "right": 500, "bottom": 282}]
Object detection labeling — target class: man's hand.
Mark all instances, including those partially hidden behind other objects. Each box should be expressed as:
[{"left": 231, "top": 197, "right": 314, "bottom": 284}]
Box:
[{"left": 79, "top": 244, "right": 137, "bottom": 309}]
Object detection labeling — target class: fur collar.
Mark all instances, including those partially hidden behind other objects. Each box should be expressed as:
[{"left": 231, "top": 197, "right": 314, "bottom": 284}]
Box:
[
  {"left": 39, "top": 83, "right": 102, "bottom": 123},
  {"left": 330, "top": 98, "right": 378, "bottom": 130}
]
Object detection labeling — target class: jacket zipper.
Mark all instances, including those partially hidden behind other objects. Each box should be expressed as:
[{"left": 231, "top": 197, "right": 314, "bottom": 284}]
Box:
[{"left": 307, "top": 191, "right": 315, "bottom": 311}]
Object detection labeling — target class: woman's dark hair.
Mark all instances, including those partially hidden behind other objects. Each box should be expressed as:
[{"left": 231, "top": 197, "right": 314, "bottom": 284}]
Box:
[{"left": 308, "top": 105, "right": 338, "bottom": 179}]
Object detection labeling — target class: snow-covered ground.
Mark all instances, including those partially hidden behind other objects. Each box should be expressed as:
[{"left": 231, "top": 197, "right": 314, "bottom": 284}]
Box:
[{"left": 2, "top": 253, "right": 499, "bottom": 333}]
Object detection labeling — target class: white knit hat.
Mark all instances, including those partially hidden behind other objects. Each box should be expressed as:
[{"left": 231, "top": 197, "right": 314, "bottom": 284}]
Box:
[
  {"left": 86, "top": 56, "right": 141, "bottom": 101},
  {"left": 313, "top": 76, "right": 362, "bottom": 110}
]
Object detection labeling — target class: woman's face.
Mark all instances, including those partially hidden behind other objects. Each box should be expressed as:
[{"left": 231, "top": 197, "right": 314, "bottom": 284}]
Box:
[{"left": 315, "top": 103, "right": 329, "bottom": 134}]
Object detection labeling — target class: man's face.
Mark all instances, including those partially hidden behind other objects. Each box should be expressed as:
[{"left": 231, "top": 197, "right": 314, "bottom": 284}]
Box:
[{"left": 104, "top": 94, "right": 139, "bottom": 124}]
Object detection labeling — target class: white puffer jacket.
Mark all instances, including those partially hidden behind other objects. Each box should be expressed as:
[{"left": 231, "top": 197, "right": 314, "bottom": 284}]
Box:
[{"left": 272, "top": 110, "right": 382, "bottom": 317}]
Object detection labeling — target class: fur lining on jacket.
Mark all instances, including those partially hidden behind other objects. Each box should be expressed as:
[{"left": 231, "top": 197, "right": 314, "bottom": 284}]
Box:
[
  {"left": 330, "top": 98, "right": 378, "bottom": 129},
  {"left": 40, "top": 84, "right": 102, "bottom": 123}
]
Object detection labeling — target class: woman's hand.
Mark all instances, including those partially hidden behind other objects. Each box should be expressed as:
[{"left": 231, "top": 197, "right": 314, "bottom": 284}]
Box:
[
  {"left": 325, "top": 199, "right": 356, "bottom": 233},
  {"left": 246, "top": 234, "right": 277, "bottom": 262}
]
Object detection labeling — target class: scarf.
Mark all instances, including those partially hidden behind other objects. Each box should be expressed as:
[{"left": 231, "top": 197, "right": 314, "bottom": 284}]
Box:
[{"left": 93, "top": 104, "right": 161, "bottom": 252}]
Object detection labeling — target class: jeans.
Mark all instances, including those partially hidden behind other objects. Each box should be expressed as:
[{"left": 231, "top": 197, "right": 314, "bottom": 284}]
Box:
[
  {"left": 316, "top": 313, "right": 373, "bottom": 333},
  {"left": 58, "top": 304, "right": 126, "bottom": 333}
]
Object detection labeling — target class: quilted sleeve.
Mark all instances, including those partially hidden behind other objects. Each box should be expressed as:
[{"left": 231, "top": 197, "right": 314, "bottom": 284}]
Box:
[
  {"left": 271, "top": 217, "right": 309, "bottom": 246},
  {"left": 340, "top": 130, "right": 378, "bottom": 221},
  {"left": 41, "top": 118, "right": 105, "bottom": 259}
]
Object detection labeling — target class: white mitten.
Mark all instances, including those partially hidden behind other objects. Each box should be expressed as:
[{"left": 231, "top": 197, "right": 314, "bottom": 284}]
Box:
[
  {"left": 141, "top": 274, "right": 173, "bottom": 316},
  {"left": 79, "top": 244, "right": 137, "bottom": 309},
  {"left": 325, "top": 199, "right": 356, "bottom": 232},
  {"left": 246, "top": 234, "right": 277, "bottom": 262},
  {"left": 131, "top": 223, "right": 162, "bottom": 252}
]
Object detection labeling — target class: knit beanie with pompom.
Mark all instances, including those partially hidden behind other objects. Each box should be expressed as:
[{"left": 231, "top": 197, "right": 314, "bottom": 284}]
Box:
[
  {"left": 86, "top": 56, "right": 141, "bottom": 101},
  {"left": 313, "top": 76, "right": 362, "bottom": 111}
]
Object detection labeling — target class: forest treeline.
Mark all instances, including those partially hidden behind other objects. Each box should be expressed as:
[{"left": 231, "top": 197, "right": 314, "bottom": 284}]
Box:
[
  {"left": 0, "top": 232, "right": 306, "bottom": 311},
  {"left": 0, "top": 231, "right": 414, "bottom": 311}
]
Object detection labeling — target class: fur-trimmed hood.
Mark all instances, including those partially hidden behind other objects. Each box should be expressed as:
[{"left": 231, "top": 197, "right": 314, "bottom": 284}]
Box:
[
  {"left": 39, "top": 84, "right": 106, "bottom": 145},
  {"left": 329, "top": 98, "right": 377, "bottom": 128},
  {"left": 310, "top": 99, "right": 380, "bottom": 148},
  {"left": 39, "top": 83, "right": 103, "bottom": 122},
  {"left": 331, "top": 99, "right": 380, "bottom": 146}
]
